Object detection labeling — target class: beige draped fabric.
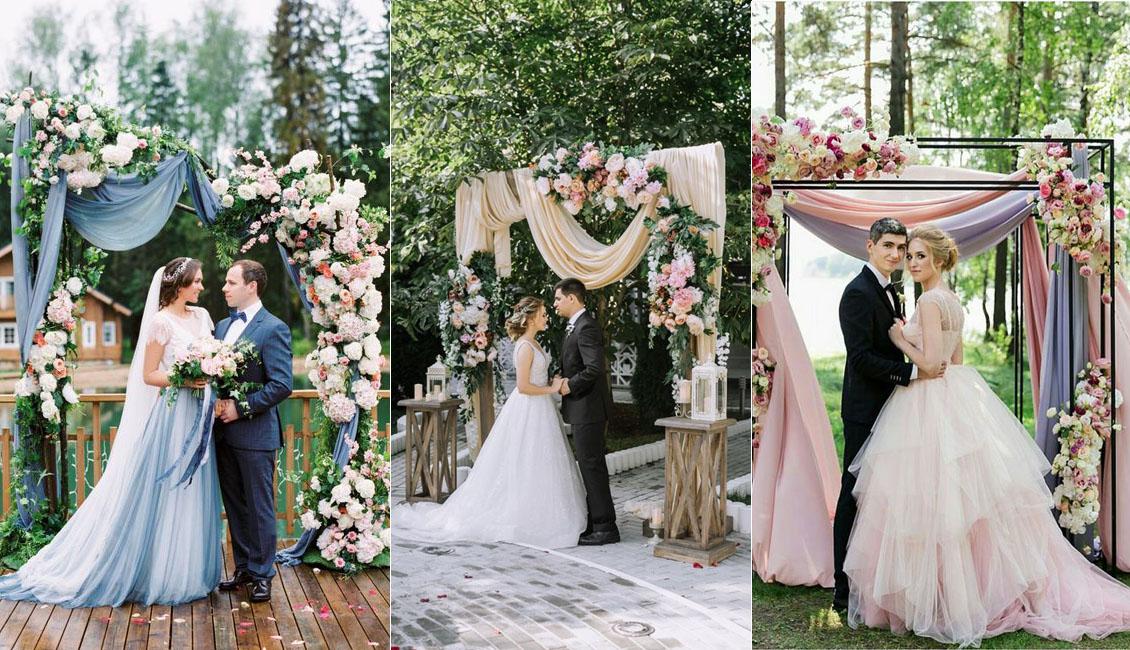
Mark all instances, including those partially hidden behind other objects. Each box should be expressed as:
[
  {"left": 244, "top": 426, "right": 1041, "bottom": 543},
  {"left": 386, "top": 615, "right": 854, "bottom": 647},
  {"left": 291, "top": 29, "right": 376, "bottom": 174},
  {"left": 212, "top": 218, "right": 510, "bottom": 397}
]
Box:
[{"left": 454, "top": 142, "right": 727, "bottom": 362}]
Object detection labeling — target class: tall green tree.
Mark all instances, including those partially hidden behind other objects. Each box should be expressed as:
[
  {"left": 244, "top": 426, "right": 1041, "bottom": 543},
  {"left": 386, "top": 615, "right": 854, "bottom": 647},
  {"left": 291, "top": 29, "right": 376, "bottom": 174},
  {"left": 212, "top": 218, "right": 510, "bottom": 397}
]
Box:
[{"left": 269, "top": 0, "right": 328, "bottom": 157}]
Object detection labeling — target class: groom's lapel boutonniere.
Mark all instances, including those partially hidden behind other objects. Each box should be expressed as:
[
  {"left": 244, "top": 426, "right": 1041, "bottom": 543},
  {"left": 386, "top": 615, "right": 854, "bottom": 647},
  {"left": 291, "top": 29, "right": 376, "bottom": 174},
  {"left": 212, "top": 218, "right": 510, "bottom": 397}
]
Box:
[{"left": 894, "top": 290, "right": 906, "bottom": 316}]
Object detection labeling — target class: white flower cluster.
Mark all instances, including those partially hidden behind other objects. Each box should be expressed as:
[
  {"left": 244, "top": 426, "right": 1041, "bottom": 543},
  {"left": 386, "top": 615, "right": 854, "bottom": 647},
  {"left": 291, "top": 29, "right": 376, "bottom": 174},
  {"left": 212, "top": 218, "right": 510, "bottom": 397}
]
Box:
[
  {"left": 300, "top": 434, "right": 391, "bottom": 568},
  {"left": 441, "top": 265, "right": 498, "bottom": 369},
  {"left": 13, "top": 277, "right": 85, "bottom": 423},
  {"left": 214, "top": 150, "right": 385, "bottom": 424},
  {"left": 1, "top": 88, "right": 161, "bottom": 193}
]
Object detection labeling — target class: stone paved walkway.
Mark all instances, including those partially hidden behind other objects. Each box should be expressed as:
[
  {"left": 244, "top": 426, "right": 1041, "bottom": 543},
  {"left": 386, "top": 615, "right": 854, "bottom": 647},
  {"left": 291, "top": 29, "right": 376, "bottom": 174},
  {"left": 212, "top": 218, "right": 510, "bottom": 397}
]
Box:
[{"left": 391, "top": 424, "right": 752, "bottom": 649}]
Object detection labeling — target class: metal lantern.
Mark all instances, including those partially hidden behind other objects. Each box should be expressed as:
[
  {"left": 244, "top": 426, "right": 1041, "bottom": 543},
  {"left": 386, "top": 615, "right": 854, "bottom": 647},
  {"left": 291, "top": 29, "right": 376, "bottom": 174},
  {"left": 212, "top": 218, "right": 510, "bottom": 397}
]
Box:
[
  {"left": 426, "top": 355, "right": 449, "bottom": 400},
  {"left": 691, "top": 361, "right": 727, "bottom": 422}
]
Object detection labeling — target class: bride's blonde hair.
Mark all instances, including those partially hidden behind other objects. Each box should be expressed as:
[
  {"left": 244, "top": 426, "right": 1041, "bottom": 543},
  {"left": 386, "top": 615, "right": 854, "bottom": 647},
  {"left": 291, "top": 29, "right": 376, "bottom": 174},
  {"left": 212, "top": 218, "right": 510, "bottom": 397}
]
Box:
[
  {"left": 505, "top": 297, "right": 544, "bottom": 340},
  {"left": 909, "top": 224, "right": 959, "bottom": 272}
]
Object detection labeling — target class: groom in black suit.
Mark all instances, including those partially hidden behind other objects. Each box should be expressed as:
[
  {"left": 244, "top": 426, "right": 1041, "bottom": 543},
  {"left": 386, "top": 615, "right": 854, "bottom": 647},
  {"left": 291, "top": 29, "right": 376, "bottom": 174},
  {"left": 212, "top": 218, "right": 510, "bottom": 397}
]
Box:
[
  {"left": 553, "top": 278, "right": 619, "bottom": 546},
  {"left": 832, "top": 218, "right": 944, "bottom": 613}
]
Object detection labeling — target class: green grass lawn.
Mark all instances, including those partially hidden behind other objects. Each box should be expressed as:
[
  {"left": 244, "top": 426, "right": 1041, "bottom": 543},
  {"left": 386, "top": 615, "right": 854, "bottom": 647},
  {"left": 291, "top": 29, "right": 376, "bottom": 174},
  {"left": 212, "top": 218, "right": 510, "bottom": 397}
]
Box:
[{"left": 754, "top": 340, "right": 1130, "bottom": 648}]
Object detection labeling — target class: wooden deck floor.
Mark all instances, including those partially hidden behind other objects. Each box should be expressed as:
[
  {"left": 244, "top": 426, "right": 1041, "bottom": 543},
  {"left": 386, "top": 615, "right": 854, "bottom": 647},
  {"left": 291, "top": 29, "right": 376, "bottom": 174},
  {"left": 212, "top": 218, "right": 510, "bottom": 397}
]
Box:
[{"left": 0, "top": 542, "right": 390, "bottom": 650}]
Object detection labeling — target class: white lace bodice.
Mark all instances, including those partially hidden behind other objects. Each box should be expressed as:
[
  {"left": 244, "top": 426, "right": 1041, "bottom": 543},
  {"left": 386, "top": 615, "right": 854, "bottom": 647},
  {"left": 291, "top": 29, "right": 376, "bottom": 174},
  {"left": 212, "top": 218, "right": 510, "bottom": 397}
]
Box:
[
  {"left": 148, "top": 308, "right": 215, "bottom": 369},
  {"left": 513, "top": 339, "right": 548, "bottom": 387},
  {"left": 902, "top": 288, "right": 964, "bottom": 361}
]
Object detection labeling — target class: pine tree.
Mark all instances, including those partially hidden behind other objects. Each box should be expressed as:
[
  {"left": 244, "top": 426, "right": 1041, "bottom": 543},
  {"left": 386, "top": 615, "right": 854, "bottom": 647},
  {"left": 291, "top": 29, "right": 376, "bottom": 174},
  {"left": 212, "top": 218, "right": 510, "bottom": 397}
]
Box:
[
  {"left": 146, "top": 60, "right": 183, "bottom": 134},
  {"left": 269, "top": 0, "right": 328, "bottom": 157}
]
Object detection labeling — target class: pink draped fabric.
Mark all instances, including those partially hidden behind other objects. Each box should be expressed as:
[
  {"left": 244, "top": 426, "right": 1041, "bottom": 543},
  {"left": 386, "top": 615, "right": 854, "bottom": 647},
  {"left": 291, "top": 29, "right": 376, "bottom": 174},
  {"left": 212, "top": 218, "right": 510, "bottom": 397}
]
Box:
[
  {"left": 789, "top": 168, "right": 1030, "bottom": 225},
  {"left": 1085, "top": 275, "right": 1130, "bottom": 571},
  {"left": 1022, "top": 217, "right": 1050, "bottom": 410},
  {"left": 752, "top": 267, "right": 840, "bottom": 587}
]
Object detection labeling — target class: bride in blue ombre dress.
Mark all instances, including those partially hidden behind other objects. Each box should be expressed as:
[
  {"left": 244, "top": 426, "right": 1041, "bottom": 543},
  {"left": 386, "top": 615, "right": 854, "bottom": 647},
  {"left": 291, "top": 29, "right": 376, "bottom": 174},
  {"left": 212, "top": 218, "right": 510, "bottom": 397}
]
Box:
[{"left": 0, "top": 258, "right": 223, "bottom": 607}]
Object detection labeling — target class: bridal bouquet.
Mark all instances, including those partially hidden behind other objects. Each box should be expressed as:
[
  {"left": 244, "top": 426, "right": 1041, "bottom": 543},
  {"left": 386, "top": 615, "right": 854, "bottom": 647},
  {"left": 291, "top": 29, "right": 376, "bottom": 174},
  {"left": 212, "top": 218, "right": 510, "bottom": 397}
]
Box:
[
  {"left": 1018, "top": 119, "right": 1128, "bottom": 301},
  {"left": 166, "top": 337, "right": 259, "bottom": 409},
  {"left": 531, "top": 142, "right": 666, "bottom": 220},
  {"left": 1049, "top": 358, "right": 1124, "bottom": 535}
]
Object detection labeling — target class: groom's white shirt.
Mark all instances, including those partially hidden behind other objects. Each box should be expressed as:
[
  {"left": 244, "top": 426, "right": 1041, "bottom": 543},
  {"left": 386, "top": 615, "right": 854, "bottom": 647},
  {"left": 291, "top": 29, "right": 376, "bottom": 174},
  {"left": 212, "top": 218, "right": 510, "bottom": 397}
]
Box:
[
  {"left": 864, "top": 262, "right": 917, "bottom": 380},
  {"left": 566, "top": 307, "right": 586, "bottom": 333},
  {"left": 223, "top": 300, "right": 262, "bottom": 344}
]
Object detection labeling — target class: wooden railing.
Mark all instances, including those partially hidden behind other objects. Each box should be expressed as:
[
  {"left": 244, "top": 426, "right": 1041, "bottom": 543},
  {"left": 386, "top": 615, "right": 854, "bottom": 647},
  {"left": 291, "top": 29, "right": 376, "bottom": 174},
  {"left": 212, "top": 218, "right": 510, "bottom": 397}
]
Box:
[{"left": 0, "top": 389, "right": 390, "bottom": 538}]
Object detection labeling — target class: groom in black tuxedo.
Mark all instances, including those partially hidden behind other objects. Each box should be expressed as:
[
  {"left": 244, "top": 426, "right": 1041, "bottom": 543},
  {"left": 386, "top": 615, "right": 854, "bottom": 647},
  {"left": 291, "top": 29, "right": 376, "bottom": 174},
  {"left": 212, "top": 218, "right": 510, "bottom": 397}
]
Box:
[
  {"left": 553, "top": 278, "right": 619, "bottom": 546},
  {"left": 832, "top": 218, "right": 944, "bottom": 613}
]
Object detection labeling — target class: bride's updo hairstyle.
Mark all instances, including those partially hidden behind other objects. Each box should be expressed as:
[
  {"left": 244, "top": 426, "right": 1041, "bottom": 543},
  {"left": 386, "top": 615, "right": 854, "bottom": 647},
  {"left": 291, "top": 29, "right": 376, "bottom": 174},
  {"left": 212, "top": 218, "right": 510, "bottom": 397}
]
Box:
[
  {"left": 909, "top": 225, "right": 959, "bottom": 272},
  {"left": 159, "top": 257, "right": 203, "bottom": 308},
  {"left": 505, "top": 297, "right": 544, "bottom": 340}
]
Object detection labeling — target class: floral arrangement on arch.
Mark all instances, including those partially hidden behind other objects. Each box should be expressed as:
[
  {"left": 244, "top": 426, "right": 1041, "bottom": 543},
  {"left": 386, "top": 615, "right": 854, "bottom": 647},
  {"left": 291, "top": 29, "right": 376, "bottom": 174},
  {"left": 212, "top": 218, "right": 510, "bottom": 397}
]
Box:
[
  {"left": 752, "top": 109, "right": 920, "bottom": 305},
  {"left": 1018, "top": 119, "right": 1128, "bottom": 302},
  {"left": 643, "top": 197, "right": 721, "bottom": 392},
  {"left": 1, "top": 87, "right": 191, "bottom": 251},
  {"left": 437, "top": 252, "right": 506, "bottom": 433},
  {"left": 751, "top": 346, "right": 776, "bottom": 450},
  {"left": 1048, "top": 358, "right": 1123, "bottom": 536},
  {"left": 293, "top": 413, "right": 390, "bottom": 573},
  {"left": 211, "top": 148, "right": 387, "bottom": 426},
  {"left": 531, "top": 142, "right": 666, "bottom": 220}
]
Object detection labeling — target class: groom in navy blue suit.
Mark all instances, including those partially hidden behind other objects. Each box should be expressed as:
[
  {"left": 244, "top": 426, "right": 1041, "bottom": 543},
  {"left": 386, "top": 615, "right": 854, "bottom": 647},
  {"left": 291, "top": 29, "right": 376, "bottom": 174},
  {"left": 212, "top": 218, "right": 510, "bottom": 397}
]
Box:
[{"left": 213, "top": 260, "right": 293, "bottom": 603}]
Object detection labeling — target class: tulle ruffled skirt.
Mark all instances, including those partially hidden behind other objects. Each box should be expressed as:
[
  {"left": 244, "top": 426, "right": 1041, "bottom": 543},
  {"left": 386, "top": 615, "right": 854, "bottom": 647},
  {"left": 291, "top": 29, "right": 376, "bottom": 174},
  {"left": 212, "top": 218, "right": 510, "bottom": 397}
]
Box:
[
  {"left": 0, "top": 388, "right": 222, "bottom": 607},
  {"left": 845, "top": 366, "right": 1130, "bottom": 647},
  {"left": 394, "top": 390, "right": 587, "bottom": 549}
]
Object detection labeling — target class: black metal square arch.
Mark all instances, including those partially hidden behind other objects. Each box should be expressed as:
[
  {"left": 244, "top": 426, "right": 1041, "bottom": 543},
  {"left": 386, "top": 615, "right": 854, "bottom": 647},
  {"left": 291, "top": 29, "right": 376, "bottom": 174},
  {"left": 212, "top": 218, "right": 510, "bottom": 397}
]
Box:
[{"left": 762, "top": 135, "right": 1121, "bottom": 565}]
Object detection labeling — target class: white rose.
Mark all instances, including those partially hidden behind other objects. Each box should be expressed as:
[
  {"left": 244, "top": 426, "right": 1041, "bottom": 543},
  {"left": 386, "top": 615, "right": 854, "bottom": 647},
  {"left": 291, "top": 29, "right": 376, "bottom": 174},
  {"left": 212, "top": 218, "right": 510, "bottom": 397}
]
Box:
[
  {"left": 211, "top": 178, "right": 230, "bottom": 195},
  {"left": 4, "top": 104, "right": 24, "bottom": 124},
  {"left": 605, "top": 152, "right": 625, "bottom": 172},
  {"left": 288, "top": 149, "right": 319, "bottom": 172},
  {"left": 300, "top": 510, "right": 319, "bottom": 530},
  {"left": 236, "top": 184, "right": 256, "bottom": 201},
  {"left": 330, "top": 482, "right": 352, "bottom": 503},
  {"left": 63, "top": 123, "right": 81, "bottom": 140},
  {"left": 317, "top": 499, "right": 335, "bottom": 519},
  {"left": 362, "top": 335, "right": 381, "bottom": 359},
  {"left": 356, "top": 478, "right": 375, "bottom": 499},
  {"left": 359, "top": 357, "right": 380, "bottom": 376},
  {"left": 337, "top": 514, "right": 354, "bottom": 530},
  {"left": 307, "top": 173, "right": 331, "bottom": 195},
  {"left": 328, "top": 191, "right": 360, "bottom": 214},
  {"left": 62, "top": 383, "right": 79, "bottom": 405},
  {"left": 13, "top": 376, "right": 32, "bottom": 397},
  {"left": 116, "top": 131, "right": 139, "bottom": 150},
  {"left": 39, "top": 373, "right": 57, "bottom": 392},
  {"left": 220, "top": 194, "right": 234, "bottom": 208},
  {"left": 342, "top": 179, "right": 366, "bottom": 198},
  {"left": 41, "top": 400, "right": 59, "bottom": 422},
  {"left": 318, "top": 346, "right": 339, "bottom": 366},
  {"left": 76, "top": 104, "right": 93, "bottom": 121},
  {"left": 625, "top": 156, "right": 643, "bottom": 175},
  {"left": 534, "top": 176, "right": 551, "bottom": 195},
  {"left": 85, "top": 120, "right": 105, "bottom": 140},
  {"left": 66, "top": 277, "right": 83, "bottom": 295},
  {"left": 344, "top": 342, "right": 363, "bottom": 361},
  {"left": 99, "top": 144, "right": 132, "bottom": 167},
  {"left": 30, "top": 101, "right": 48, "bottom": 120},
  {"left": 310, "top": 475, "right": 321, "bottom": 491},
  {"left": 346, "top": 502, "right": 364, "bottom": 519}
]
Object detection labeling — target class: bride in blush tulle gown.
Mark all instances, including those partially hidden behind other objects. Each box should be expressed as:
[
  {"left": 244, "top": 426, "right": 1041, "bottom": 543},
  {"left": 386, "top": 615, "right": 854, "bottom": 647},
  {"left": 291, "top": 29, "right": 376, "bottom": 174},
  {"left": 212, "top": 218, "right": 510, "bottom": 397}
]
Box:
[
  {"left": 845, "top": 225, "right": 1130, "bottom": 647},
  {"left": 394, "top": 296, "right": 587, "bottom": 549},
  {"left": 0, "top": 259, "right": 222, "bottom": 608}
]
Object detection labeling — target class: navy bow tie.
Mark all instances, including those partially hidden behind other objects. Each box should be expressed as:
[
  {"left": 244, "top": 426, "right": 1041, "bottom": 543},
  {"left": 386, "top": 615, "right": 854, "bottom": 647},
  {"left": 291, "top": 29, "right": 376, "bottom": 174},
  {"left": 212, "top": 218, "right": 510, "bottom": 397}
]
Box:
[{"left": 230, "top": 310, "right": 247, "bottom": 323}]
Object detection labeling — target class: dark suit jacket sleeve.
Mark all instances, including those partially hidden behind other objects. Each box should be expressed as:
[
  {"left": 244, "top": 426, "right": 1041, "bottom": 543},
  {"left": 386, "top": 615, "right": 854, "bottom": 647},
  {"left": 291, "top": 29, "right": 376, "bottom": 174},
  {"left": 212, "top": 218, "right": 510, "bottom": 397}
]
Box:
[
  {"left": 567, "top": 322, "right": 605, "bottom": 395},
  {"left": 237, "top": 320, "right": 294, "bottom": 417},
  {"left": 840, "top": 286, "right": 913, "bottom": 387}
]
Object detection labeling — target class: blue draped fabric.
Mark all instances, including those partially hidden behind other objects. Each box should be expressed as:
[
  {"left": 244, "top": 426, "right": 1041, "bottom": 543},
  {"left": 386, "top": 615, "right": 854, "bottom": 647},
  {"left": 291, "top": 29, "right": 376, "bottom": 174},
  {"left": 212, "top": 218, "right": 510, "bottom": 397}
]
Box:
[{"left": 1034, "top": 149, "right": 1094, "bottom": 553}]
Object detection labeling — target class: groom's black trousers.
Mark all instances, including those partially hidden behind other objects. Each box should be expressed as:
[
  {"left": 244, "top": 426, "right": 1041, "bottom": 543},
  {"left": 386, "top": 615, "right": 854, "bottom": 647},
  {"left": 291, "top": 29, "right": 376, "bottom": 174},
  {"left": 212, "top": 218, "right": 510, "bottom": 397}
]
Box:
[
  {"left": 572, "top": 421, "right": 617, "bottom": 533},
  {"left": 833, "top": 420, "right": 871, "bottom": 603}
]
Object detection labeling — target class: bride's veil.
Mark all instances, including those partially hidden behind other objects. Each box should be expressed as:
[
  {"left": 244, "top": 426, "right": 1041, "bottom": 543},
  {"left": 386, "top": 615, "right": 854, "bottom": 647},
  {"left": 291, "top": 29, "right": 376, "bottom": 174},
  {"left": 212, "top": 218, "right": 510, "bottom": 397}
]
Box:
[{"left": 100, "top": 267, "right": 164, "bottom": 475}]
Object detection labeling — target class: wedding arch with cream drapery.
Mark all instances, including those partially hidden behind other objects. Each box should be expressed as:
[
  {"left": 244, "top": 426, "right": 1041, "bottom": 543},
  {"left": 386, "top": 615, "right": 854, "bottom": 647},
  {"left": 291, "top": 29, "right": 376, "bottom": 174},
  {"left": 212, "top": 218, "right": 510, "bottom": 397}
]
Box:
[{"left": 454, "top": 141, "right": 728, "bottom": 365}]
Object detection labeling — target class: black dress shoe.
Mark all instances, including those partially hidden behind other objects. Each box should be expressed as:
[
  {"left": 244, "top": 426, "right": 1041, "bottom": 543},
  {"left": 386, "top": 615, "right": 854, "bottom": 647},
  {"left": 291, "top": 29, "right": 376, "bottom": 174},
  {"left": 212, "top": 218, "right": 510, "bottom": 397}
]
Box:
[
  {"left": 578, "top": 530, "right": 620, "bottom": 546},
  {"left": 249, "top": 579, "right": 272, "bottom": 603},
  {"left": 218, "top": 570, "right": 252, "bottom": 591},
  {"left": 831, "top": 599, "right": 848, "bottom": 616}
]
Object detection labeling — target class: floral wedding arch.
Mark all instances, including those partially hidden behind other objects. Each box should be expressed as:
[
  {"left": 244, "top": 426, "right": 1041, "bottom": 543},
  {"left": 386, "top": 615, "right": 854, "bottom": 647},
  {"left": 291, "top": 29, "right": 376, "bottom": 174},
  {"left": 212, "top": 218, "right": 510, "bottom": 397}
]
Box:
[
  {"left": 443, "top": 141, "right": 730, "bottom": 453},
  {"left": 1, "top": 86, "right": 389, "bottom": 573},
  {"left": 751, "top": 108, "right": 1130, "bottom": 581}
]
